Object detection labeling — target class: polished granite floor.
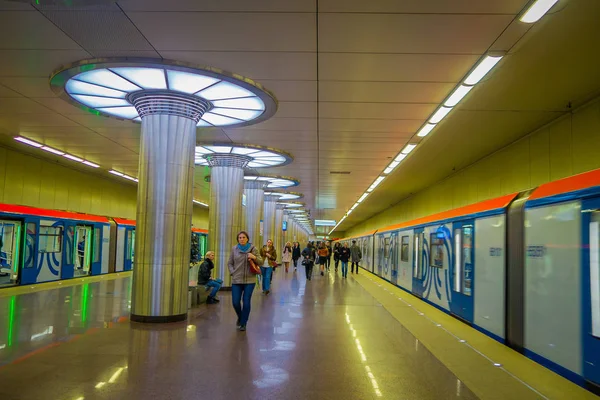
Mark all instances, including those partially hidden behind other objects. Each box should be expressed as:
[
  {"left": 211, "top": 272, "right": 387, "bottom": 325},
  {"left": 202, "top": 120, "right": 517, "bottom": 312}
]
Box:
[{"left": 0, "top": 268, "right": 478, "bottom": 400}]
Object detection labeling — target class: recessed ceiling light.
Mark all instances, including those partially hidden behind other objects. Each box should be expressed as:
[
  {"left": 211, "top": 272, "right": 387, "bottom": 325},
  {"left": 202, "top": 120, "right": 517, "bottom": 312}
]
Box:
[
  {"left": 41, "top": 146, "right": 65, "bottom": 156},
  {"left": 520, "top": 0, "right": 558, "bottom": 23},
  {"left": 444, "top": 85, "right": 473, "bottom": 107},
  {"left": 402, "top": 144, "right": 417, "bottom": 155},
  {"left": 15, "top": 136, "right": 43, "bottom": 147},
  {"left": 429, "top": 106, "right": 452, "bottom": 124},
  {"left": 464, "top": 55, "right": 503, "bottom": 86}
]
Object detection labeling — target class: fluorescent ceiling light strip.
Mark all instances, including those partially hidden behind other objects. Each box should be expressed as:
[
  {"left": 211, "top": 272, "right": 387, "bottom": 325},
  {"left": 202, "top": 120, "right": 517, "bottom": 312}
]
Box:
[
  {"left": 82, "top": 160, "right": 100, "bottom": 168},
  {"left": 15, "top": 136, "right": 43, "bottom": 147},
  {"left": 429, "top": 106, "right": 452, "bottom": 124},
  {"left": 394, "top": 153, "right": 407, "bottom": 163},
  {"left": 41, "top": 146, "right": 64, "bottom": 155},
  {"left": 357, "top": 193, "right": 368, "bottom": 203},
  {"left": 444, "top": 85, "right": 473, "bottom": 107},
  {"left": 193, "top": 200, "right": 209, "bottom": 207},
  {"left": 520, "top": 0, "right": 558, "bottom": 23},
  {"left": 109, "top": 170, "right": 124, "bottom": 177},
  {"left": 63, "top": 154, "right": 83, "bottom": 162},
  {"left": 464, "top": 55, "right": 503, "bottom": 86},
  {"left": 417, "top": 124, "right": 436, "bottom": 138},
  {"left": 402, "top": 144, "right": 417, "bottom": 155}
]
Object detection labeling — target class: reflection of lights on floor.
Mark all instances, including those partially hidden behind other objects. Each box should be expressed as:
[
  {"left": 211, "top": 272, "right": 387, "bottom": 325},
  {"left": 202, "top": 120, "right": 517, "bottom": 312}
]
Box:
[
  {"left": 274, "top": 322, "right": 294, "bottom": 334},
  {"left": 95, "top": 382, "right": 106, "bottom": 389},
  {"left": 345, "top": 313, "right": 382, "bottom": 397},
  {"left": 30, "top": 326, "right": 54, "bottom": 341},
  {"left": 259, "top": 341, "right": 296, "bottom": 352},
  {"left": 456, "top": 379, "right": 462, "bottom": 397},
  {"left": 108, "top": 367, "right": 124, "bottom": 383},
  {"left": 253, "top": 365, "right": 289, "bottom": 389}
]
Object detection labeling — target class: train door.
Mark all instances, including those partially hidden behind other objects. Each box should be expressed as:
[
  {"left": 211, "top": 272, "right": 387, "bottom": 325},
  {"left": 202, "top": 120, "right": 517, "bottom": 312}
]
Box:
[
  {"left": 62, "top": 223, "right": 76, "bottom": 279},
  {"left": 74, "top": 225, "right": 93, "bottom": 277},
  {"left": 124, "top": 228, "right": 135, "bottom": 271},
  {"left": 451, "top": 220, "right": 475, "bottom": 323},
  {"left": 20, "top": 219, "right": 39, "bottom": 285},
  {"left": 412, "top": 228, "right": 425, "bottom": 298},
  {"left": 582, "top": 199, "right": 600, "bottom": 387},
  {"left": 0, "top": 219, "right": 23, "bottom": 286},
  {"left": 390, "top": 233, "right": 399, "bottom": 285}
]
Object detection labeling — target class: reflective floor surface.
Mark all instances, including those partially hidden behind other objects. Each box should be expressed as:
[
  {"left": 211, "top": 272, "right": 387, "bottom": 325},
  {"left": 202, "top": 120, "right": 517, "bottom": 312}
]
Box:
[{"left": 0, "top": 268, "right": 478, "bottom": 399}]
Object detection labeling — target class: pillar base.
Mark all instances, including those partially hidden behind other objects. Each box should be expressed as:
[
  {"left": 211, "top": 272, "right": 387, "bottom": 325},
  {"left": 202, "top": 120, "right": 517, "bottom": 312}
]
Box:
[{"left": 130, "top": 313, "right": 187, "bottom": 324}]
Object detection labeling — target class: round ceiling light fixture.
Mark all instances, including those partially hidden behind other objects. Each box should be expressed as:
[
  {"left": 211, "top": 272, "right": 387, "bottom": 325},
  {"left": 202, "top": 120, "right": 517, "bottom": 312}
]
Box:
[
  {"left": 280, "top": 202, "right": 304, "bottom": 208},
  {"left": 196, "top": 143, "right": 292, "bottom": 168},
  {"left": 243, "top": 174, "right": 299, "bottom": 189},
  {"left": 50, "top": 58, "right": 277, "bottom": 128},
  {"left": 264, "top": 190, "right": 303, "bottom": 201}
]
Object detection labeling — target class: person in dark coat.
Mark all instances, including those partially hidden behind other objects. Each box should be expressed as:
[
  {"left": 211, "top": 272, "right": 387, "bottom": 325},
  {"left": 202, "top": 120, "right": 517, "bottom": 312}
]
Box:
[
  {"left": 198, "top": 251, "right": 223, "bottom": 304},
  {"left": 340, "top": 243, "right": 351, "bottom": 278},
  {"left": 301, "top": 242, "right": 315, "bottom": 281},
  {"left": 333, "top": 242, "right": 341, "bottom": 272},
  {"left": 292, "top": 242, "right": 302, "bottom": 271}
]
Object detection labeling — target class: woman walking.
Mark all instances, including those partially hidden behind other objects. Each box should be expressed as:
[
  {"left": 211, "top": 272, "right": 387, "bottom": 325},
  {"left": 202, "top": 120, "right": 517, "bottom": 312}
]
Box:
[
  {"left": 228, "top": 231, "right": 262, "bottom": 331},
  {"left": 301, "top": 242, "right": 315, "bottom": 281},
  {"left": 260, "top": 239, "right": 277, "bottom": 295},
  {"left": 292, "top": 242, "right": 301, "bottom": 271},
  {"left": 317, "top": 242, "right": 329, "bottom": 276},
  {"left": 340, "top": 242, "right": 351, "bottom": 278},
  {"left": 282, "top": 241, "right": 293, "bottom": 273}
]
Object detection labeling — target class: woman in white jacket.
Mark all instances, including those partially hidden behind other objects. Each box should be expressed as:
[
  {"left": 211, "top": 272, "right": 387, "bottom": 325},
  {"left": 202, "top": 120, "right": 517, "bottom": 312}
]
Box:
[{"left": 282, "top": 241, "right": 293, "bottom": 273}]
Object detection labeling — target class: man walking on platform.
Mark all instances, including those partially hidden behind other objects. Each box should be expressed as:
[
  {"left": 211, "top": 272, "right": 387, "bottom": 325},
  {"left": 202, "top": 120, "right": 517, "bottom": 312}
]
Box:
[{"left": 350, "top": 240, "right": 362, "bottom": 274}]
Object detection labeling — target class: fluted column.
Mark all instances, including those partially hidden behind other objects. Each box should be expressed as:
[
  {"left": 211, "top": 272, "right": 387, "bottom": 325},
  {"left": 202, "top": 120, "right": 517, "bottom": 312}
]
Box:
[
  {"left": 263, "top": 195, "right": 277, "bottom": 246},
  {"left": 207, "top": 155, "right": 250, "bottom": 286},
  {"left": 244, "top": 180, "right": 267, "bottom": 250},
  {"left": 274, "top": 205, "right": 285, "bottom": 263}
]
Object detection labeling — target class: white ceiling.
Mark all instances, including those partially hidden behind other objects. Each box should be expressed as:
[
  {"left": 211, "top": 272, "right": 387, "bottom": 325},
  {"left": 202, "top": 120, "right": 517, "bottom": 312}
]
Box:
[{"left": 0, "top": 0, "right": 598, "bottom": 232}]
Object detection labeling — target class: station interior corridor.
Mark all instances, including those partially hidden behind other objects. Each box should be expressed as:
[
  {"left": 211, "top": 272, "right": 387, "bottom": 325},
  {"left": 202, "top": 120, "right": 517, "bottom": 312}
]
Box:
[{"left": 0, "top": 267, "right": 594, "bottom": 400}]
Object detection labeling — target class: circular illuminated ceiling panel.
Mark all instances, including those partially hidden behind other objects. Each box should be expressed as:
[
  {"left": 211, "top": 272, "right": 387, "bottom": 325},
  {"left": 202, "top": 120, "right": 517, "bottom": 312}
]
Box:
[
  {"left": 244, "top": 174, "right": 299, "bottom": 189},
  {"left": 264, "top": 191, "right": 303, "bottom": 201},
  {"left": 280, "top": 202, "right": 304, "bottom": 208},
  {"left": 50, "top": 59, "right": 277, "bottom": 128},
  {"left": 195, "top": 144, "right": 292, "bottom": 167}
]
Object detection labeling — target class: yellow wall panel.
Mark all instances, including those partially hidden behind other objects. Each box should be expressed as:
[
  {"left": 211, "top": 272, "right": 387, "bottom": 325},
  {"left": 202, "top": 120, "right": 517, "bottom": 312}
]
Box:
[{"left": 346, "top": 97, "right": 600, "bottom": 237}]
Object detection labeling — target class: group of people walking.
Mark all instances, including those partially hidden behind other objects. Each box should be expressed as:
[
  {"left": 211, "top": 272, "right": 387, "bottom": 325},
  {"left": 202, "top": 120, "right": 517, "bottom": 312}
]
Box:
[{"left": 196, "top": 231, "right": 363, "bottom": 332}]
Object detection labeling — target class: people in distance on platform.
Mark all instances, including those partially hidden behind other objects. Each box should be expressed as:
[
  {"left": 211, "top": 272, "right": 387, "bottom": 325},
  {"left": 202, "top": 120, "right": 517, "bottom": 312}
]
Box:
[
  {"left": 282, "top": 241, "right": 292, "bottom": 273},
  {"left": 340, "top": 243, "right": 351, "bottom": 278},
  {"left": 197, "top": 251, "right": 223, "bottom": 304},
  {"left": 260, "top": 239, "right": 277, "bottom": 295},
  {"left": 333, "top": 242, "right": 341, "bottom": 272},
  {"left": 292, "top": 242, "right": 301, "bottom": 271},
  {"left": 317, "top": 242, "right": 329, "bottom": 276},
  {"left": 350, "top": 240, "right": 362, "bottom": 274},
  {"left": 228, "top": 231, "right": 262, "bottom": 332},
  {"left": 325, "top": 241, "right": 333, "bottom": 271},
  {"left": 301, "top": 242, "right": 315, "bottom": 281}
]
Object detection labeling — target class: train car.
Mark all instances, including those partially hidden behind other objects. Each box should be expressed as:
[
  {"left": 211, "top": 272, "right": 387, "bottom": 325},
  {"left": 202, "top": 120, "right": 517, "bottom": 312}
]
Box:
[
  {"left": 110, "top": 218, "right": 136, "bottom": 273},
  {"left": 338, "top": 167, "right": 600, "bottom": 391},
  {"left": 337, "top": 231, "right": 375, "bottom": 273},
  {"left": 0, "top": 203, "right": 110, "bottom": 287},
  {"left": 521, "top": 169, "right": 600, "bottom": 389}
]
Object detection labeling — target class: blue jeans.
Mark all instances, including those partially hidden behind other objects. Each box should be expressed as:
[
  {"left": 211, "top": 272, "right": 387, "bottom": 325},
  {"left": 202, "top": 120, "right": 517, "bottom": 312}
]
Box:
[
  {"left": 231, "top": 283, "right": 256, "bottom": 326},
  {"left": 341, "top": 261, "right": 348, "bottom": 277},
  {"left": 260, "top": 267, "right": 272, "bottom": 292},
  {"left": 205, "top": 279, "right": 223, "bottom": 298}
]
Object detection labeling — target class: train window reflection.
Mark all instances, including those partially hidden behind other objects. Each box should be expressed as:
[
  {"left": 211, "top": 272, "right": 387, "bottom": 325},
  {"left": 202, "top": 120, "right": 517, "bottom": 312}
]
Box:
[
  {"left": 430, "top": 233, "right": 444, "bottom": 268},
  {"left": 453, "top": 229, "right": 462, "bottom": 292},
  {"left": 590, "top": 215, "right": 600, "bottom": 338}
]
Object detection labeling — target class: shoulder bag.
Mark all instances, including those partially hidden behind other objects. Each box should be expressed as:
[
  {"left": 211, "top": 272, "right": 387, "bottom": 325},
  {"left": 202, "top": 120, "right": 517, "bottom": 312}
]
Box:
[{"left": 248, "top": 247, "right": 261, "bottom": 275}]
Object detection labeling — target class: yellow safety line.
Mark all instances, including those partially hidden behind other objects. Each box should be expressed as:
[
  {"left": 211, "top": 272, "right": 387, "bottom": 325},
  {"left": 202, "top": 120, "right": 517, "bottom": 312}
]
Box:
[
  {"left": 0, "top": 271, "right": 132, "bottom": 298},
  {"left": 354, "top": 271, "right": 597, "bottom": 400}
]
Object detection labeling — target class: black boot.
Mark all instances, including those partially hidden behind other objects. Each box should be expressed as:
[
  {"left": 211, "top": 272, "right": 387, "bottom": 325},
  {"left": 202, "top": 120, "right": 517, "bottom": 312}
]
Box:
[{"left": 206, "top": 296, "right": 217, "bottom": 304}]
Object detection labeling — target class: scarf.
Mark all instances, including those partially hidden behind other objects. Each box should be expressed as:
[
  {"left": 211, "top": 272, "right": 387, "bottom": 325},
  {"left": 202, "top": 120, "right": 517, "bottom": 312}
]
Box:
[{"left": 237, "top": 242, "right": 252, "bottom": 253}]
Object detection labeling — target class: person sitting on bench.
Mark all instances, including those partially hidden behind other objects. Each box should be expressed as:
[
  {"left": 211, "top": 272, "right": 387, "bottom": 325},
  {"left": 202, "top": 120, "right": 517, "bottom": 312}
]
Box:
[{"left": 198, "top": 251, "right": 222, "bottom": 304}]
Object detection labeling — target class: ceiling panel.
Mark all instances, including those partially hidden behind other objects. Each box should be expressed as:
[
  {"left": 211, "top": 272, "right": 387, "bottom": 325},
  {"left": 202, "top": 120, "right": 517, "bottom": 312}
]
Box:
[
  {"left": 0, "top": 11, "right": 82, "bottom": 50},
  {"left": 128, "top": 12, "right": 316, "bottom": 52},
  {"left": 0, "top": 49, "right": 91, "bottom": 77},
  {"left": 319, "top": 14, "right": 514, "bottom": 54},
  {"left": 319, "top": 53, "right": 480, "bottom": 82},
  {"left": 319, "top": 81, "right": 455, "bottom": 103},
  {"left": 119, "top": 0, "right": 315, "bottom": 12},
  {"left": 319, "top": 103, "right": 436, "bottom": 120},
  {"left": 161, "top": 51, "right": 317, "bottom": 81},
  {"left": 319, "top": 118, "right": 422, "bottom": 133},
  {"left": 319, "top": 0, "right": 529, "bottom": 14}
]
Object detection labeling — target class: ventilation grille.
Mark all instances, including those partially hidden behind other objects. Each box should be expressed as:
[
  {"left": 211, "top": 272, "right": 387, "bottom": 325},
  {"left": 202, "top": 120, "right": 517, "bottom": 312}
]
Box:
[{"left": 329, "top": 171, "right": 351, "bottom": 174}]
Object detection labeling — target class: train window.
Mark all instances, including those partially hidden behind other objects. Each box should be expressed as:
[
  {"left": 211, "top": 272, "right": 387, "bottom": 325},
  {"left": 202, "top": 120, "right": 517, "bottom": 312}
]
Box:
[
  {"left": 24, "top": 223, "right": 36, "bottom": 268},
  {"left": 401, "top": 236, "right": 409, "bottom": 262},
  {"left": 93, "top": 227, "right": 101, "bottom": 263},
  {"left": 453, "top": 229, "right": 462, "bottom": 292},
  {"left": 590, "top": 214, "right": 600, "bottom": 338},
  {"left": 384, "top": 238, "right": 390, "bottom": 258},
  {"left": 430, "top": 233, "right": 444, "bottom": 268},
  {"left": 413, "top": 233, "right": 423, "bottom": 279},
  {"left": 38, "top": 226, "right": 62, "bottom": 253},
  {"left": 462, "top": 226, "right": 473, "bottom": 296}
]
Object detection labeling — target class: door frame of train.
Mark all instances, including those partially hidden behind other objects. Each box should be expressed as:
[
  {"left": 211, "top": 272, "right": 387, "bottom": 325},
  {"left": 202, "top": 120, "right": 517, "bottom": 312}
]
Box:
[
  {"left": 450, "top": 219, "right": 475, "bottom": 324},
  {"left": 20, "top": 218, "right": 39, "bottom": 285},
  {"left": 582, "top": 197, "right": 600, "bottom": 387},
  {"left": 61, "top": 222, "right": 76, "bottom": 279},
  {"left": 412, "top": 228, "right": 425, "bottom": 298},
  {"left": 0, "top": 218, "right": 23, "bottom": 286},
  {"left": 123, "top": 227, "right": 134, "bottom": 271}
]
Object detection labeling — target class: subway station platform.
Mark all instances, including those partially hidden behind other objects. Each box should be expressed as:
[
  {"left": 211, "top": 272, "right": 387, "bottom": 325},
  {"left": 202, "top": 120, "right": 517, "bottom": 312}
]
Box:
[{"left": 0, "top": 269, "right": 595, "bottom": 400}]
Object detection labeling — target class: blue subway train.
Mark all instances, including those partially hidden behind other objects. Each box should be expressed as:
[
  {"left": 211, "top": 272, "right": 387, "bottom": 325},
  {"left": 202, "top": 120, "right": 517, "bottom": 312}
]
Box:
[
  {"left": 0, "top": 204, "right": 208, "bottom": 288},
  {"left": 337, "top": 168, "right": 600, "bottom": 392}
]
